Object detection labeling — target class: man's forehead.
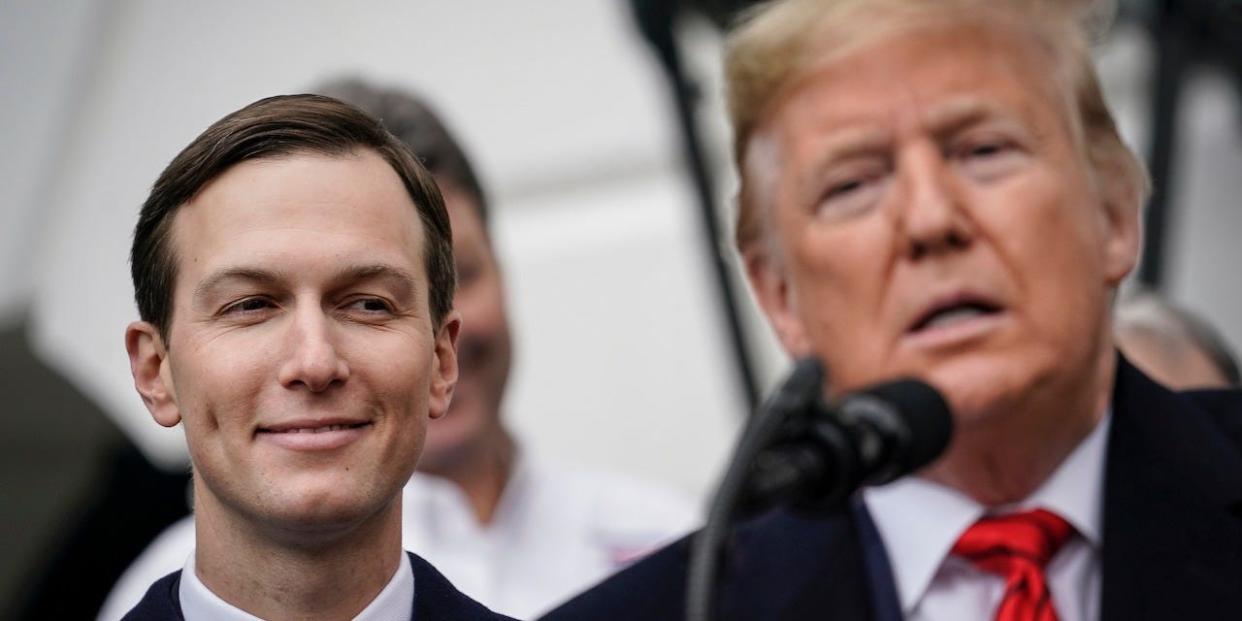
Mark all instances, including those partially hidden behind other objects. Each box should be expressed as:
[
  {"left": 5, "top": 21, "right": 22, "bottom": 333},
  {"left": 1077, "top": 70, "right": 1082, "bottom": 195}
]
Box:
[
  {"left": 176, "top": 151, "right": 418, "bottom": 230},
  {"left": 763, "top": 21, "right": 1061, "bottom": 153},
  {"left": 166, "top": 151, "right": 428, "bottom": 285}
]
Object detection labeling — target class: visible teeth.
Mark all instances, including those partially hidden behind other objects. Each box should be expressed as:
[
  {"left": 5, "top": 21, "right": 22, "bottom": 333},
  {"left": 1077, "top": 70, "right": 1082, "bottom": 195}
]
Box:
[
  {"left": 289, "top": 424, "right": 352, "bottom": 433},
  {"left": 924, "top": 306, "right": 986, "bottom": 329}
]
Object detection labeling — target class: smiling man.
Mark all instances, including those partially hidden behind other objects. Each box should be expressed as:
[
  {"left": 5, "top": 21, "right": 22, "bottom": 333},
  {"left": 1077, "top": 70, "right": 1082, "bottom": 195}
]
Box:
[
  {"left": 123, "top": 95, "right": 513, "bottom": 620},
  {"left": 103, "top": 81, "right": 696, "bottom": 621},
  {"left": 542, "top": 0, "right": 1242, "bottom": 620}
]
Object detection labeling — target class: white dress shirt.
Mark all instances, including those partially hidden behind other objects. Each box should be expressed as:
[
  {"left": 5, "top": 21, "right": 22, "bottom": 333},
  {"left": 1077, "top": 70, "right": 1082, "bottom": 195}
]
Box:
[
  {"left": 863, "top": 413, "right": 1111, "bottom": 621},
  {"left": 99, "top": 453, "right": 698, "bottom": 620},
  {"left": 179, "top": 548, "right": 413, "bottom": 621}
]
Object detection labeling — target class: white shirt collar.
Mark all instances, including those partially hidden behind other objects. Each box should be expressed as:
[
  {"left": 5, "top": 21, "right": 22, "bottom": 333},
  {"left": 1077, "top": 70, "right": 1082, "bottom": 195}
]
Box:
[
  {"left": 179, "top": 549, "right": 415, "bottom": 621},
  {"left": 862, "top": 411, "right": 1110, "bottom": 614}
]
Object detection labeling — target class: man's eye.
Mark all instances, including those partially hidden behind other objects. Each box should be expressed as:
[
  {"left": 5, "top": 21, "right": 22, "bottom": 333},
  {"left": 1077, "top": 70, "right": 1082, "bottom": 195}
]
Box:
[
  {"left": 223, "top": 297, "right": 273, "bottom": 314},
  {"left": 828, "top": 179, "right": 865, "bottom": 198},
  {"left": 455, "top": 262, "right": 481, "bottom": 288},
  {"left": 345, "top": 298, "right": 394, "bottom": 314},
  {"left": 969, "top": 143, "right": 1004, "bottom": 158},
  {"left": 817, "top": 173, "right": 885, "bottom": 221},
  {"left": 957, "top": 139, "right": 1025, "bottom": 181}
]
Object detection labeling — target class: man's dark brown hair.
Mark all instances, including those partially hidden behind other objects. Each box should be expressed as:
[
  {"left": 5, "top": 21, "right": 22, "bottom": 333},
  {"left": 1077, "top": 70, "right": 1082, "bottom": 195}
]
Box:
[{"left": 130, "top": 93, "right": 455, "bottom": 342}]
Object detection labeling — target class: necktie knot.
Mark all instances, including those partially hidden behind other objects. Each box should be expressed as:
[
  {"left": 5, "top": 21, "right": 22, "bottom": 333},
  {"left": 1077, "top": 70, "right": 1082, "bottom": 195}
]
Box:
[
  {"left": 950, "top": 508, "right": 1074, "bottom": 621},
  {"left": 952, "top": 508, "right": 1074, "bottom": 567}
]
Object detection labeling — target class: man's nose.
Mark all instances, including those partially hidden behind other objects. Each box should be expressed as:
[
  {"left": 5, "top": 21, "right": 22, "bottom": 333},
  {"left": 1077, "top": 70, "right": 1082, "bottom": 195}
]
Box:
[
  {"left": 896, "top": 143, "right": 974, "bottom": 260},
  {"left": 278, "top": 308, "right": 349, "bottom": 392}
]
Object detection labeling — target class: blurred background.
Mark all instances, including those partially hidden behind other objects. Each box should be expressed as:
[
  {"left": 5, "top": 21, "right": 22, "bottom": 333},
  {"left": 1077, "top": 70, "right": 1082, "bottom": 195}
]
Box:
[{"left": 1, "top": 0, "right": 1239, "bottom": 618}]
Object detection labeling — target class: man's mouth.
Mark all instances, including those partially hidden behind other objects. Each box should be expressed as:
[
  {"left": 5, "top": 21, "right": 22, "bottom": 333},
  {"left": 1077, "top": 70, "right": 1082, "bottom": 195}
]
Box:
[
  {"left": 258, "top": 422, "right": 371, "bottom": 434},
  {"left": 256, "top": 419, "right": 373, "bottom": 451},
  {"left": 908, "top": 295, "right": 1004, "bottom": 335}
]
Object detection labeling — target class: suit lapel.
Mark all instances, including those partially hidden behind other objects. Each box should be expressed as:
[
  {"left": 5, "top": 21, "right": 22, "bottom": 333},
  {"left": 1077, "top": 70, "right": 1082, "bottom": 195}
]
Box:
[
  {"left": 408, "top": 551, "right": 512, "bottom": 620},
  {"left": 721, "top": 508, "right": 882, "bottom": 621},
  {"left": 1100, "top": 358, "right": 1242, "bottom": 620},
  {"left": 853, "top": 501, "right": 904, "bottom": 621}
]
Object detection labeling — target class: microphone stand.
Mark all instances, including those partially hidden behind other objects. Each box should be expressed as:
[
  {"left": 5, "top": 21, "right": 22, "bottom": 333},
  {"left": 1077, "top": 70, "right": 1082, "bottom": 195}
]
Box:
[
  {"left": 684, "top": 361, "right": 952, "bottom": 621},
  {"left": 685, "top": 359, "right": 826, "bottom": 621}
]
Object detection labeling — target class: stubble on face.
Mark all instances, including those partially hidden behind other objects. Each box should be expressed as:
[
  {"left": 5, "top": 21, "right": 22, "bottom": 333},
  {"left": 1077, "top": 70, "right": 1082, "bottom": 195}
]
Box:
[{"left": 160, "top": 151, "right": 454, "bottom": 539}]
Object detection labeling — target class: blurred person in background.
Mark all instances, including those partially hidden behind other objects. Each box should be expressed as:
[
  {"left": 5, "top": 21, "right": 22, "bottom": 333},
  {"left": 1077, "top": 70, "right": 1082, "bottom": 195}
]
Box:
[
  {"left": 101, "top": 79, "right": 697, "bottom": 621},
  {"left": 542, "top": 0, "right": 1242, "bottom": 619},
  {"left": 1115, "top": 291, "right": 1240, "bottom": 389}
]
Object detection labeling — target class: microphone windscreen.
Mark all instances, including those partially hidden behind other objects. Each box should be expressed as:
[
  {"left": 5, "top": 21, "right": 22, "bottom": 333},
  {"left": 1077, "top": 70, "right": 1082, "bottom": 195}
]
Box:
[{"left": 850, "top": 379, "right": 953, "bottom": 473}]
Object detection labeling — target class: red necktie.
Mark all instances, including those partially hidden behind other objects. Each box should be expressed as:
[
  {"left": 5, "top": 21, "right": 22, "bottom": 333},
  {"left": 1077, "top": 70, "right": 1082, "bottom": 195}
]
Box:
[{"left": 950, "top": 508, "right": 1074, "bottom": 621}]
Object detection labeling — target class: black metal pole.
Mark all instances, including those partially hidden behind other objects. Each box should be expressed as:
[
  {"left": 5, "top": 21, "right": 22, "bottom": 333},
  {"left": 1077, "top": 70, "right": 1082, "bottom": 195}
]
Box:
[
  {"left": 1139, "top": 0, "right": 1188, "bottom": 290},
  {"left": 630, "top": 0, "right": 761, "bottom": 409}
]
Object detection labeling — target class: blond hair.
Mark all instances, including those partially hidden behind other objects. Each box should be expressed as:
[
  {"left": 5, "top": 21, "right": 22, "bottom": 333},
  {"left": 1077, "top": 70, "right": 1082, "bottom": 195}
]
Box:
[{"left": 724, "top": 0, "right": 1148, "bottom": 250}]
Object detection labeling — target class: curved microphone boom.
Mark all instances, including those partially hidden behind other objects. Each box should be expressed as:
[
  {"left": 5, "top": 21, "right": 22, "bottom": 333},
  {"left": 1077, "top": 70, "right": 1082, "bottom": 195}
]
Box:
[
  {"left": 742, "top": 377, "right": 953, "bottom": 516},
  {"left": 686, "top": 359, "right": 953, "bottom": 621}
]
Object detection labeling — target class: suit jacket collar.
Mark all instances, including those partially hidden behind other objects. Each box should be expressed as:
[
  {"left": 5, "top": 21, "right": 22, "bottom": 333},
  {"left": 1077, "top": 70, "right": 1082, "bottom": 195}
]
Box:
[
  {"left": 122, "top": 552, "right": 512, "bottom": 621},
  {"left": 1099, "top": 356, "right": 1242, "bottom": 620},
  {"left": 720, "top": 503, "right": 895, "bottom": 621},
  {"left": 407, "top": 551, "right": 516, "bottom": 620}
]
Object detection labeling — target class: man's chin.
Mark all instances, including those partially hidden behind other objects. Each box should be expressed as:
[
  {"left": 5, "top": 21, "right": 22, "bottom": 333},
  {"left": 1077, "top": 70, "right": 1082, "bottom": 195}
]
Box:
[{"left": 254, "top": 490, "right": 395, "bottom": 541}]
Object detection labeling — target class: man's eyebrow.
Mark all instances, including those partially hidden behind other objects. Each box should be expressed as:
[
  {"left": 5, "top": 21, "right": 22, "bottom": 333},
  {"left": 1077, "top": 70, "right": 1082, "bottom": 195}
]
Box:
[
  {"left": 923, "top": 99, "right": 1014, "bottom": 137},
  {"left": 798, "top": 126, "right": 891, "bottom": 193},
  {"left": 191, "top": 264, "right": 421, "bottom": 301},
  {"left": 330, "top": 264, "right": 420, "bottom": 300},
  {"left": 193, "top": 267, "right": 287, "bottom": 300}
]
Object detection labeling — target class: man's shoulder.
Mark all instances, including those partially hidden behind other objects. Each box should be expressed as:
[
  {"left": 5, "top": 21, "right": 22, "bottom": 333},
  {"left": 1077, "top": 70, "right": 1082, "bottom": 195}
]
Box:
[
  {"left": 536, "top": 529, "right": 694, "bottom": 621},
  {"left": 119, "top": 570, "right": 183, "bottom": 621},
  {"left": 1182, "top": 387, "right": 1242, "bottom": 442},
  {"left": 1101, "top": 358, "right": 1242, "bottom": 617},
  {"left": 539, "top": 508, "right": 873, "bottom": 621},
  {"left": 100, "top": 515, "right": 196, "bottom": 620},
  {"left": 1116, "top": 358, "right": 1242, "bottom": 468},
  {"left": 406, "top": 551, "right": 518, "bottom": 620}
]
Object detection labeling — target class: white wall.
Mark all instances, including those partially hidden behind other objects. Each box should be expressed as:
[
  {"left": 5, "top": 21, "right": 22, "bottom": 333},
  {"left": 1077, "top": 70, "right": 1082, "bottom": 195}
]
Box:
[{"left": 0, "top": 0, "right": 107, "bottom": 323}]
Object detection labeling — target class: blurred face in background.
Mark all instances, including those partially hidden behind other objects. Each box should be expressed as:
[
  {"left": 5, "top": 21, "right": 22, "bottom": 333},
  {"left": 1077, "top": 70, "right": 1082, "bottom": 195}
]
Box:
[
  {"left": 1116, "top": 326, "right": 1234, "bottom": 390},
  {"left": 418, "top": 186, "right": 513, "bottom": 471},
  {"left": 745, "top": 17, "right": 1140, "bottom": 430}
]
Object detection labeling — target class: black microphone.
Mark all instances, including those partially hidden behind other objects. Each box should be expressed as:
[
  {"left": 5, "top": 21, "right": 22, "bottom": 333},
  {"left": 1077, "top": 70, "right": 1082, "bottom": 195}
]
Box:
[
  {"left": 686, "top": 359, "right": 953, "bottom": 621},
  {"left": 741, "top": 376, "right": 953, "bottom": 516}
]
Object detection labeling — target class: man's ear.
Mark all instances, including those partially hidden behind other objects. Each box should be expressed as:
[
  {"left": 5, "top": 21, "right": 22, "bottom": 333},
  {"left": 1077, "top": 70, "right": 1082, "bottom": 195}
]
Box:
[
  {"left": 744, "top": 245, "right": 812, "bottom": 357},
  {"left": 1096, "top": 153, "right": 1144, "bottom": 287},
  {"left": 428, "top": 310, "right": 461, "bottom": 420},
  {"left": 125, "top": 321, "right": 181, "bottom": 428}
]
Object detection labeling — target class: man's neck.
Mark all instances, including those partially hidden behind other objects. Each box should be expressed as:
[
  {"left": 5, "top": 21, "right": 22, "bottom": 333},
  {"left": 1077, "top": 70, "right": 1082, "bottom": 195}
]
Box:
[
  {"left": 419, "top": 427, "right": 516, "bottom": 525},
  {"left": 192, "top": 488, "right": 404, "bottom": 621},
  {"left": 924, "top": 344, "right": 1116, "bottom": 507}
]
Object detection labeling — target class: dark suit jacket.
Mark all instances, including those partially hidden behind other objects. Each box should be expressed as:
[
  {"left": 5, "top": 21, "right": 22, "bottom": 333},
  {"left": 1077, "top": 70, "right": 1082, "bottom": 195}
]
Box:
[
  {"left": 122, "top": 551, "right": 517, "bottom": 620},
  {"left": 541, "top": 356, "right": 1242, "bottom": 621}
]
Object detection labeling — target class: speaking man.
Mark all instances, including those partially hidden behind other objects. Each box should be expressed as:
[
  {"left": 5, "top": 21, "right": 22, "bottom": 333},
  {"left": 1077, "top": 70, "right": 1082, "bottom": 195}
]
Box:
[
  {"left": 542, "top": 0, "right": 1242, "bottom": 619},
  {"left": 122, "top": 94, "right": 513, "bottom": 619}
]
